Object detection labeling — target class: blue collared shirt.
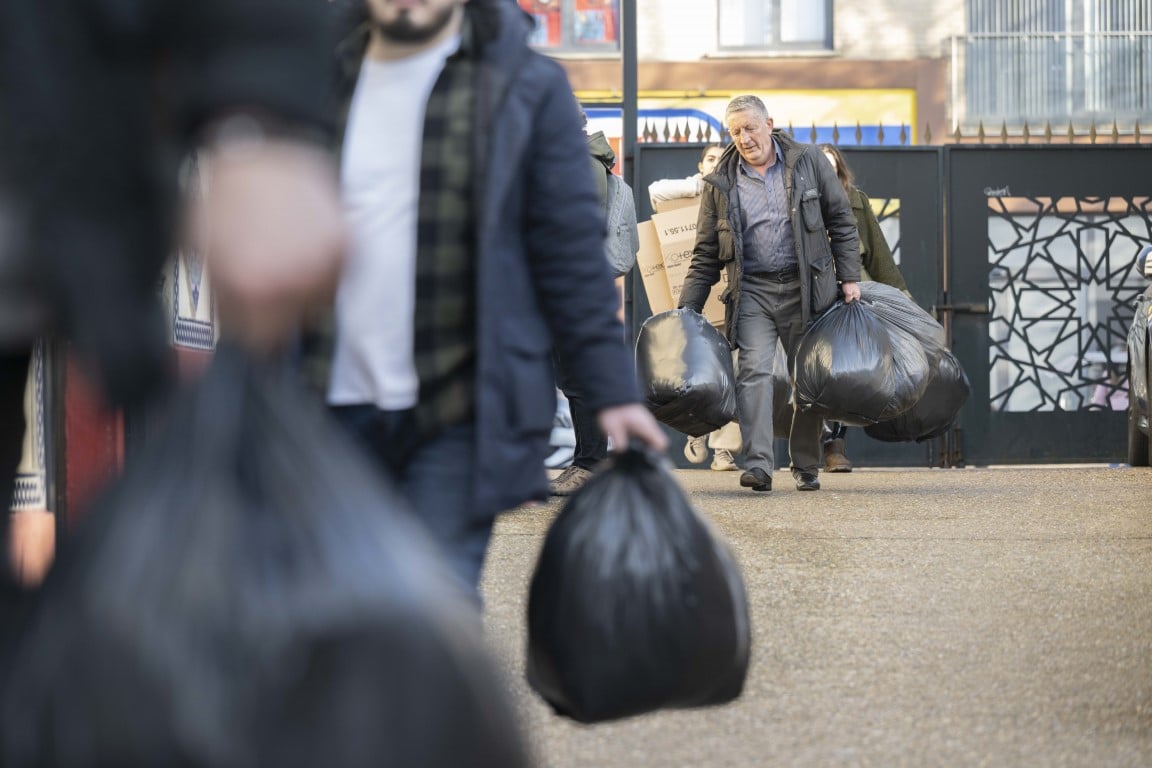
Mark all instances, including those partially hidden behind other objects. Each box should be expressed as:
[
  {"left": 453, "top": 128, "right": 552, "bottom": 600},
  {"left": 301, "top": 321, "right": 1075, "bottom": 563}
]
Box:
[{"left": 736, "top": 140, "right": 796, "bottom": 275}]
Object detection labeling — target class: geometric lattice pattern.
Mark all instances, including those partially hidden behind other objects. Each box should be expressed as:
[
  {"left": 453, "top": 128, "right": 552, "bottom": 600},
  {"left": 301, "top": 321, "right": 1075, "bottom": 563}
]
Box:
[
  {"left": 873, "top": 197, "right": 902, "bottom": 266},
  {"left": 987, "top": 196, "right": 1151, "bottom": 411}
]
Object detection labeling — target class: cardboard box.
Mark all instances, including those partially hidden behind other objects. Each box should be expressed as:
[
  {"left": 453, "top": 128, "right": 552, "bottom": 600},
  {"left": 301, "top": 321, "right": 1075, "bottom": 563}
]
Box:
[
  {"left": 652, "top": 195, "right": 701, "bottom": 214},
  {"left": 642, "top": 204, "right": 728, "bottom": 330},
  {"left": 636, "top": 220, "right": 673, "bottom": 314}
]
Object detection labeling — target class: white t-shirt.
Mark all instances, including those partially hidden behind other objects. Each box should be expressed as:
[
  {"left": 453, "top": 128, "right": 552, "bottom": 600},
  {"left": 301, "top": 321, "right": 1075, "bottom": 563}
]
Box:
[{"left": 328, "top": 35, "right": 460, "bottom": 409}]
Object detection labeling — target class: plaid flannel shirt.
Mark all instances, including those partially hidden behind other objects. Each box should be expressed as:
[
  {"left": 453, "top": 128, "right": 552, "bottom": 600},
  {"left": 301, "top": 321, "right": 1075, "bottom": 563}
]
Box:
[{"left": 306, "top": 16, "right": 478, "bottom": 441}]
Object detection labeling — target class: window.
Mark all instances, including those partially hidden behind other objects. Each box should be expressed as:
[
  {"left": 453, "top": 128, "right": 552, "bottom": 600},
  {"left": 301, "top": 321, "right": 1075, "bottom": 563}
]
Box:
[
  {"left": 517, "top": 0, "right": 620, "bottom": 52},
  {"left": 718, "top": 0, "right": 832, "bottom": 51},
  {"left": 959, "top": 0, "right": 1151, "bottom": 126}
]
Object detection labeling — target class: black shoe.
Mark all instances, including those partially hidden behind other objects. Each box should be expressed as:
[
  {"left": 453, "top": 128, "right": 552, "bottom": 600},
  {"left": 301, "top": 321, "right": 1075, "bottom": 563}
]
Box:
[
  {"left": 793, "top": 469, "right": 821, "bottom": 491},
  {"left": 739, "top": 468, "right": 772, "bottom": 492}
]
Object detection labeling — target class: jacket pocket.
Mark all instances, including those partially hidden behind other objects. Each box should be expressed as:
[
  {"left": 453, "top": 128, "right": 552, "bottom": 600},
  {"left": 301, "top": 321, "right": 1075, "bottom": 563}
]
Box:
[
  {"left": 503, "top": 320, "right": 556, "bottom": 437},
  {"left": 800, "top": 187, "right": 823, "bottom": 232},
  {"left": 715, "top": 219, "right": 735, "bottom": 262}
]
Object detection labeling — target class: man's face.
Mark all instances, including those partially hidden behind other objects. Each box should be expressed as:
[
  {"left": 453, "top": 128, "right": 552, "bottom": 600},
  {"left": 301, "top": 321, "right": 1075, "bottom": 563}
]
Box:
[
  {"left": 366, "top": 0, "right": 464, "bottom": 43},
  {"left": 699, "top": 147, "right": 723, "bottom": 176},
  {"left": 727, "top": 110, "right": 775, "bottom": 168}
]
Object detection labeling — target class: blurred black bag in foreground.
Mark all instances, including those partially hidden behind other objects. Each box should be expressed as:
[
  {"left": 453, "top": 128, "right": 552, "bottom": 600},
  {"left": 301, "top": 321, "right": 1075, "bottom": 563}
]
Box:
[
  {"left": 527, "top": 448, "right": 751, "bottom": 724},
  {"left": 636, "top": 309, "right": 737, "bottom": 437},
  {"left": 0, "top": 345, "right": 528, "bottom": 768},
  {"left": 865, "top": 348, "right": 971, "bottom": 443}
]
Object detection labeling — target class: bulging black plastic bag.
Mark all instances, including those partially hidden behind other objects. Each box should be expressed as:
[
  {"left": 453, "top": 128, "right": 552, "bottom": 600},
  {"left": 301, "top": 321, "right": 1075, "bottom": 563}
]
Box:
[
  {"left": 526, "top": 448, "right": 751, "bottom": 724},
  {"left": 636, "top": 309, "right": 737, "bottom": 437},
  {"left": 793, "top": 300, "right": 897, "bottom": 425},
  {"left": 865, "top": 348, "right": 971, "bottom": 443},
  {"left": 0, "top": 345, "right": 528, "bottom": 768},
  {"left": 877, "top": 320, "right": 932, "bottom": 419},
  {"left": 859, "top": 282, "right": 947, "bottom": 364}
]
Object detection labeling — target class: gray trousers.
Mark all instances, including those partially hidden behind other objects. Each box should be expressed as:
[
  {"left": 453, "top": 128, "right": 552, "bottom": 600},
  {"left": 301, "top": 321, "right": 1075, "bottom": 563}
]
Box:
[{"left": 734, "top": 273, "right": 822, "bottom": 474}]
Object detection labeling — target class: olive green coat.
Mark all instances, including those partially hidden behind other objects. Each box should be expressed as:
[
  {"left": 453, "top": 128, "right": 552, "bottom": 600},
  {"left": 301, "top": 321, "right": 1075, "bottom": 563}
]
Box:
[{"left": 850, "top": 186, "right": 909, "bottom": 295}]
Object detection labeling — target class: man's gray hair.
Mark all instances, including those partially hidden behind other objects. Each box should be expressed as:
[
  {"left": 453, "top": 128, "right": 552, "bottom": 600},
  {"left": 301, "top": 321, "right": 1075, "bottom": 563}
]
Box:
[{"left": 725, "top": 94, "right": 770, "bottom": 121}]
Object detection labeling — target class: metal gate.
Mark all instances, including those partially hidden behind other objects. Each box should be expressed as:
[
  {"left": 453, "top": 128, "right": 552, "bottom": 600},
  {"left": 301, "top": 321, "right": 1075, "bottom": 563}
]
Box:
[
  {"left": 945, "top": 145, "right": 1152, "bottom": 464},
  {"left": 631, "top": 142, "right": 1152, "bottom": 466}
]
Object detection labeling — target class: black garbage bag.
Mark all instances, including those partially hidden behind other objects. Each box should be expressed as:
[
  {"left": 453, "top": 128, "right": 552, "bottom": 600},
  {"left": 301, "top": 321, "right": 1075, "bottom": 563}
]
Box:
[
  {"left": 859, "top": 282, "right": 947, "bottom": 364},
  {"left": 0, "top": 345, "right": 528, "bottom": 768},
  {"left": 636, "top": 309, "right": 737, "bottom": 437},
  {"left": 794, "top": 300, "right": 897, "bottom": 425},
  {"left": 865, "top": 349, "right": 971, "bottom": 443},
  {"left": 526, "top": 448, "right": 751, "bottom": 724},
  {"left": 878, "top": 319, "right": 932, "bottom": 418}
]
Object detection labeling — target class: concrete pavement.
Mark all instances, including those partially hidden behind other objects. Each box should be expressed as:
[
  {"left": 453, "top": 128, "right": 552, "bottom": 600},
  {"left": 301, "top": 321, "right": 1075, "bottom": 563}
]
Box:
[{"left": 480, "top": 465, "right": 1152, "bottom": 767}]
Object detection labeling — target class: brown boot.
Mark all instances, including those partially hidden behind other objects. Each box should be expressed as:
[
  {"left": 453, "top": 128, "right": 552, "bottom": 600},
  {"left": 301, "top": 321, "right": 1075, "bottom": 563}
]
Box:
[{"left": 823, "top": 439, "right": 853, "bottom": 473}]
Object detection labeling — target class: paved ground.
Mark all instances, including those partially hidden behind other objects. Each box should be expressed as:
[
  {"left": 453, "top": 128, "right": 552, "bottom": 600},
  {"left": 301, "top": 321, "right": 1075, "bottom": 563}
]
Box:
[{"left": 480, "top": 465, "right": 1152, "bottom": 768}]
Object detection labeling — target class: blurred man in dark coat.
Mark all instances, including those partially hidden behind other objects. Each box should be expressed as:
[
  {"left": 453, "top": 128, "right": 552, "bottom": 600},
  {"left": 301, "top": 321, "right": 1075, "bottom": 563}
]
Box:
[{"left": 0, "top": 0, "right": 345, "bottom": 636}]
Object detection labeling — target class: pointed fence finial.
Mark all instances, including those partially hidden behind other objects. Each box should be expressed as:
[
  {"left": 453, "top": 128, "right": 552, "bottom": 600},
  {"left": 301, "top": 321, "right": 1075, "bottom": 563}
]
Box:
[
  {"left": 1111, "top": 119, "right": 1120, "bottom": 144},
  {"left": 953, "top": 124, "right": 963, "bottom": 142},
  {"left": 1067, "top": 121, "right": 1075, "bottom": 142},
  {"left": 856, "top": 121, "right": 863, "bottom": 144},
  {"left": 877, "top": 124, "right": 886, "bottom": 145},
  {"left": 899, "top": 124, "right": 908, "bottom": 145},
  {"left": 1089, "top": 121, "right": 1098, "bottom": 144},
  {"left": 787, "top": 122, "right": 795, "bottom": 138},
  {"left": 1043, "top": 121, "right": 1053, "bottom": 143},
  {"left": 1136, "top": 121, "right": 1142, "bottom": 144},
  {"left": 1022, "top": 121, "right": 1031, "bottom": 144},
  {"left": 999, "top": 121, "right": 1008, "bottom": 143},
  {"left": 809, "top": 122, "right": 818, "bottom": 143},
  {"left": 924, "top": 122, "right": 933, "bottom": 144},
  {"left": 683, "top": 119, "right": 691, "bottom": 142},
  {"left": 673, "top": 122, "right": 682, "bottom": 142},
  {"left": 977, "top": 121, "right": 986, "bottom": 143}
]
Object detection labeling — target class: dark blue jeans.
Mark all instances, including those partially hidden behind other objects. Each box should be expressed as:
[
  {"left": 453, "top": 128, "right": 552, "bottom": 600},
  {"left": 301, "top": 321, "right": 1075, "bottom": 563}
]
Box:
[
  {"left": 330, "top": 406, "right": 492, "bottom": 601},
  {"left": 553, "top": 353, "right": 607, "bottom": 471}
]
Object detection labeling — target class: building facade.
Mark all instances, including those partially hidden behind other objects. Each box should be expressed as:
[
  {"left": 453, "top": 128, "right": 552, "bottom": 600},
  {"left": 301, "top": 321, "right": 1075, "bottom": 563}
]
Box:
[{"left": 519, "top": 0, "right": 1150, "bottom": 145}]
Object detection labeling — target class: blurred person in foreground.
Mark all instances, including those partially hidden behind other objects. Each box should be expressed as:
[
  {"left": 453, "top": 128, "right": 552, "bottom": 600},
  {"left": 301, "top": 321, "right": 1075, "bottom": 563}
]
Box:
[
  {"left": 318, "top": 0, "right": 666, "bottom": 595},
  {"left": 648, "top": 143, "right": 743, "bottom": 473},
  {"left": 817, "top": 142, "right": 912, "bottom": 473},
  {"left": 679, "top": 95, "right": 860, "bottom": 494},
  {"left": 0, "top": 0, "right": 344, "bottom": 651}
]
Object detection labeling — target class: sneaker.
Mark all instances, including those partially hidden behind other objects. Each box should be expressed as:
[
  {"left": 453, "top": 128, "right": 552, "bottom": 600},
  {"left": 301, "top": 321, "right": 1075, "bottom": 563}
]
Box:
[
  {"left": 823, "top": 439, "right": 853, "bottom": 473},
  {"left": 549, "top": 465, "right": 594, "bottom": 496},
  {"left": 683, "top": 435, "right": 708, "bottom": 464},
  {"left": 710, "top": 448, "right": 738, "bottom": 471}
]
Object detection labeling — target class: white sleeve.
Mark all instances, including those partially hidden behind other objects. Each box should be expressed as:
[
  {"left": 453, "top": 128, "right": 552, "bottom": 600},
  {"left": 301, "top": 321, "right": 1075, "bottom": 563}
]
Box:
[{"left": 647, "top": 174, "right": 702, "bottom": 208}]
